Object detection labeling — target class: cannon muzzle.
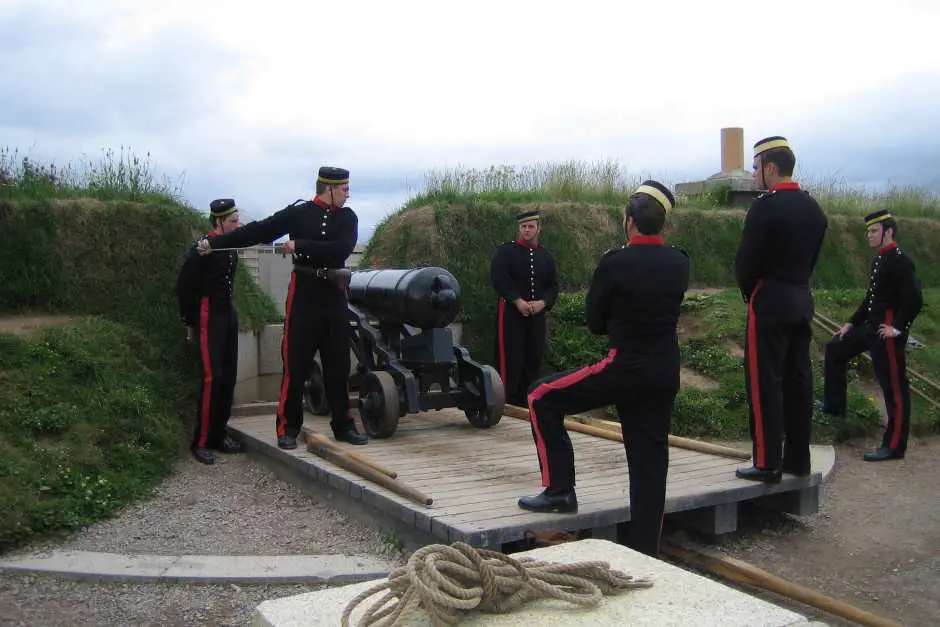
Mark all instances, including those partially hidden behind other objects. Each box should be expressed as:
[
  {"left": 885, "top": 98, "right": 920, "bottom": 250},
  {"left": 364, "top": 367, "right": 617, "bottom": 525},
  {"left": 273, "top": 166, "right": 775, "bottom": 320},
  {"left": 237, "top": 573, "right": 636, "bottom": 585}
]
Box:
[{"left": 349, "top": 267, "right": 461, "bottom": 329}]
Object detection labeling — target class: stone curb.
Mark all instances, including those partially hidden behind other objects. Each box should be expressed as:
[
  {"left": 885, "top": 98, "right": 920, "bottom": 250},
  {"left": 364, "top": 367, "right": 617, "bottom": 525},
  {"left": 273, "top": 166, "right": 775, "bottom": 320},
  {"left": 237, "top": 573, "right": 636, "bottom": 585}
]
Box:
[{"left": 0, "top": 550, "right": 393, "bottom": 585}]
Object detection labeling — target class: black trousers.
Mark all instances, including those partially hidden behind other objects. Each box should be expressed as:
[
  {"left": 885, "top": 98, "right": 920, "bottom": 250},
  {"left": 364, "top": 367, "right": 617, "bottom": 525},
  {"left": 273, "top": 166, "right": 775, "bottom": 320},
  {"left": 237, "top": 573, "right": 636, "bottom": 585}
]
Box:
[
  {"left": 823, "top": 324, "right": 911, "bottom": 453},
  {"left": 276, "top": 273, "right": 353, "bottom": 439},
  {"left": 496, "top": 298, "right": 547, "bottom": 406},
  {"left": 527, "top": 346, "right": 678, "bottom": 557},
  {"left": 743, "top": 299, "right": 814, "bottom": 471},
  {"left": 193, "top": 298, "right": 239, "bottom": 449}
]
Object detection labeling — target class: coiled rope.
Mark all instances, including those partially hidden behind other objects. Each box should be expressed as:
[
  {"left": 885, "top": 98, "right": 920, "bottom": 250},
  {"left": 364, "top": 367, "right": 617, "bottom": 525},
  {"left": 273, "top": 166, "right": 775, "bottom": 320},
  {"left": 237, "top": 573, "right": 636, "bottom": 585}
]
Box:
[{"left": 341, "top": 541, "right": 654, "bottom": 626}]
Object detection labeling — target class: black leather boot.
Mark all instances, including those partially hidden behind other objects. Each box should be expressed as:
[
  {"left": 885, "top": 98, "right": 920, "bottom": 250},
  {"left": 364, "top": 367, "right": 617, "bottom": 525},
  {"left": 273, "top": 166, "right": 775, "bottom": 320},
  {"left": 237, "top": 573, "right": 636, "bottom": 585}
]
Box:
[
  {"left": 192, "top": 447, "right": 214, "bottom": 465},
  {"left": 334, "top": 428, "right": 368, "bottom": 446},
  {"left": 735, "top": 466, "right": 782, "bottom": 483},
  {"left": 863, "top": 447, "right": 904, "bottom": 462},
  {"left": 277, "top": 435, "right": 298, "bottom": 450},
  {"left": 518, "top": 487, "right": 578, "bottom": 513}
]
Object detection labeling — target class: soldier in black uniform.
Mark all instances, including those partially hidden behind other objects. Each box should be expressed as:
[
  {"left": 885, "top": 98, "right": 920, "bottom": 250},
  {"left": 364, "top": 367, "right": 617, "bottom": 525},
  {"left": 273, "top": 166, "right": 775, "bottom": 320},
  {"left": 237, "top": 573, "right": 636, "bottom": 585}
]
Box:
[
  {"left": 175, "top": 198, "right": 245, "bottom": 465},
  {"left": 489, "top": 210, "right": 559, "bottom": 406},
  {"left": 819, "top": 209, "right": 922, "bottom": 461},
  {"left": 197, "top": 167, "right": 368, "bottom": 449},
  {"left": 734, "top": 136, "right": 828, "bottom": 483},
  {"left": 517, "top": 181, "right": 689, "bottom": 557}
]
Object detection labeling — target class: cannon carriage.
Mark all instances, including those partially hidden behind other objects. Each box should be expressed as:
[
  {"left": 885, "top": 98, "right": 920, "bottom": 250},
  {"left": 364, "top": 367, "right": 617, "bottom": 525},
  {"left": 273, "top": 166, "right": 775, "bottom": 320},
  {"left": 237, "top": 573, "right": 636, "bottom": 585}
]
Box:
[{"left": 303, "top": 267, "right": 504, "bottom": 438}]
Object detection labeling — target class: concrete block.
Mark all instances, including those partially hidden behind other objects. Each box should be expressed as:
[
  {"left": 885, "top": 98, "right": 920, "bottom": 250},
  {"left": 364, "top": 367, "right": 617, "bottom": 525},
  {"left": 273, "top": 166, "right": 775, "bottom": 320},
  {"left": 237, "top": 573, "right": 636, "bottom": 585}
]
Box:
[
  {"left": 259, "top": 325, "right": 284, "bottom": 376},
  {"left": 252, "top": 539, "right": 811, "bottom": 626},
  {"left": 237, "top": 331, "right": 259, "bottom": 382}
]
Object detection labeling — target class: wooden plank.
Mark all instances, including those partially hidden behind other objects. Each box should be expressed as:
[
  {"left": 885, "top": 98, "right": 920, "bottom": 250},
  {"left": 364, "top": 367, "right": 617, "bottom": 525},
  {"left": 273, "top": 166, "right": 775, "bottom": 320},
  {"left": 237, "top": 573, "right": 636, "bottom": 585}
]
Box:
[{"left": 229, "top": 411, "right": 834, "bottom": 550}]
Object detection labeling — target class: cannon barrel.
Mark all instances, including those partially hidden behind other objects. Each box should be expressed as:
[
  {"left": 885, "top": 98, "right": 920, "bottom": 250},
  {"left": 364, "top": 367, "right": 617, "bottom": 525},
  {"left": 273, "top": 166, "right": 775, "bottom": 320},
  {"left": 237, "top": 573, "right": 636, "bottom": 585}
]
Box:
[{"left": 348, "top": 267, "right": 461, "bottom": 329}]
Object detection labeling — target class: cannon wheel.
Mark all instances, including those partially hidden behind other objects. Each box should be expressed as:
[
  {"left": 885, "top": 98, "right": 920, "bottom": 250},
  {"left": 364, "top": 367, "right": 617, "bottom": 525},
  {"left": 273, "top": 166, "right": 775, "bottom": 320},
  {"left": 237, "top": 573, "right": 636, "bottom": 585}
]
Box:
[
  {"left": 303, "top": 361, "right": 330, "bottom": 415},
  {"left": 465, "top": 365, "right": 504, "bottom": 429},
  {"left": 304, "top": 361, "right": 330, "bottom": 416},
  {"left": 358, "top": 371, "right": 400, "bottom": 439}
]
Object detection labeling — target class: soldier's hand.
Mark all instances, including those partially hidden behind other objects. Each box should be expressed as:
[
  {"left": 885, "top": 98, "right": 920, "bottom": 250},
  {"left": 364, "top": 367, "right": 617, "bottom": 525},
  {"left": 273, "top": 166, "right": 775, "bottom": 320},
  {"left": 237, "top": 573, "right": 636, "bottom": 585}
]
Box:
[
  {"left": 877, "top": 324, "right": 900, "bottom": 339},
  {"left": 530, "top": 300, "right": 546, "bottom": 315},
  {"left": 196, "top": 238, "right": 212, "bottom": 256},
  {"left": 514, "top": 299, "right": 530, "bottom": 316},
  {"left": 278, "top": 240, "right": 296, "bottom": 255},
  {"left": 836, "top": 323, "right": 853, "bottom": 338}
]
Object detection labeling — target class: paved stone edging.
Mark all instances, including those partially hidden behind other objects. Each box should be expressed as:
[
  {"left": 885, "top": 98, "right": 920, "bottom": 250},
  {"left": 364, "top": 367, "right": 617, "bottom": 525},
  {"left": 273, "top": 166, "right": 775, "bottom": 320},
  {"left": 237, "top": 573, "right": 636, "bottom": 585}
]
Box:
[{"left": 0, "top": 550, "right": 393, "bottom": 585}]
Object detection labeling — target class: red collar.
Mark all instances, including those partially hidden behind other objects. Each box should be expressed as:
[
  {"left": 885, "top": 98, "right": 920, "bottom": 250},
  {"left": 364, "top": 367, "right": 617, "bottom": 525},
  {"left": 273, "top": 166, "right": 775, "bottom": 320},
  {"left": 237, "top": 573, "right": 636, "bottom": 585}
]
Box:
[
  {"left": 879, "top": 241, "right": 898, "bottom": 255},
  {"left": 312, "top": 196, "right": 341, "bottom": 212},
  {"left": 629, "top": 235, "right": 664, "bottom": 246},
  {"left": 770, "top": 182, "right": 801, "bottom": 192},
  {"left": 208, "top": 229, "right": 220, "bottom": 237},
  {"left": 515, "top": 238, "right": 540, "bottom": 249}
]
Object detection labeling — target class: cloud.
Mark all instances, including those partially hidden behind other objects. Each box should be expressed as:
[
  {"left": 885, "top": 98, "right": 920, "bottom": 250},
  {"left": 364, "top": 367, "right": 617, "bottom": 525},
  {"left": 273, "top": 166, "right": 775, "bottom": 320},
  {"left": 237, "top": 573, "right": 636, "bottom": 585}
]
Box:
[{"left": 2, "top": 0, "right": 939, "bottom": 246}]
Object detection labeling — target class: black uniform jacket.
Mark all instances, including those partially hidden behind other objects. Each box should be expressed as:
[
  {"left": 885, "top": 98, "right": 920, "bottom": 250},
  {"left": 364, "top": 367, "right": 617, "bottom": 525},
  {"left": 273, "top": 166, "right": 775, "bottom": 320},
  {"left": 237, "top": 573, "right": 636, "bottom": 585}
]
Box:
[
  {"left": 490, "top": 239, "right": 559, "bottom": 309},
  {"left": 207, "top": 197, "right": 358, "bottom": 309},
  {"left": 585, "top": 235, "right": 690, "bottom": 353},
  {"left": 734, "top": 183, "right": 828, "bottom": 323},
  {"left": 848, "top": 241, "right": 923, "bottom": 333},
  {"left": 175, "top": 229, "right": 239, "bottom": 327}
]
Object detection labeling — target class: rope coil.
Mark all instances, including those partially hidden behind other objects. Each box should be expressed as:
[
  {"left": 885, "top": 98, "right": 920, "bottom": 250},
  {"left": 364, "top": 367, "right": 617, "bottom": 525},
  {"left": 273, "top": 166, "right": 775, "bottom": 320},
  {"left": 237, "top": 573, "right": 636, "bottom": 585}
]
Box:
[{"left": 341, "top": 542, "right": 653, "bottom": 626}]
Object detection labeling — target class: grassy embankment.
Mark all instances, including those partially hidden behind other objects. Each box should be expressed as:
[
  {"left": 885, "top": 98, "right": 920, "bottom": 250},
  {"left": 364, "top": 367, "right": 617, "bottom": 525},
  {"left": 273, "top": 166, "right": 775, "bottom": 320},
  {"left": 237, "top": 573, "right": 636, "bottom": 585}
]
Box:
[
  {"left": 363, "top": 161, "right": 940, "bottom": 442},
  {"left": 0, "top": 147, "right": 282, "bottom": 552}
]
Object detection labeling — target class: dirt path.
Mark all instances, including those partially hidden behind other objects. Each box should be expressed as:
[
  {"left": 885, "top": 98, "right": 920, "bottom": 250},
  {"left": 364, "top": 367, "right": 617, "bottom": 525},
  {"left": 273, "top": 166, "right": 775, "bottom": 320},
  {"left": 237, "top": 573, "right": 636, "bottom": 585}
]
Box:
[
  {"left": 671, "top": 435, "right": 940, "bottom": 627},
  {"left": 0, "top": 313, "right": 72, "bottom": 338}
]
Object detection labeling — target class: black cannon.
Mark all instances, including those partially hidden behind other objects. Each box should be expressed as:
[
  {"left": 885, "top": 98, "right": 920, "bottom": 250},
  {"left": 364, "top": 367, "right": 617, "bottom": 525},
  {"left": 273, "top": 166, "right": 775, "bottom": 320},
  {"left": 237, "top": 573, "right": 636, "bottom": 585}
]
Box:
[{"left": 303, "top": 266, "right": 504, "bottom": 438}]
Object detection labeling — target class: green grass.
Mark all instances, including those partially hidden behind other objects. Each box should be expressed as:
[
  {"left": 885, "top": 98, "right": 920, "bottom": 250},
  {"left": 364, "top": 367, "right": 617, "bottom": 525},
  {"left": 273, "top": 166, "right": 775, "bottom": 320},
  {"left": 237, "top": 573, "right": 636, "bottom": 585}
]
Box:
[
  {"left": 406, "top": 161, "right": 940, "bottom": 216},
  {"left": 0, "top": 145, "right": 186, "bottom": 204},
  {"left": 0, "top": 320, "right": 188, "bottom": 551},
  {"left": 0, "top": 147, "right": 281, "bottom": 552}
]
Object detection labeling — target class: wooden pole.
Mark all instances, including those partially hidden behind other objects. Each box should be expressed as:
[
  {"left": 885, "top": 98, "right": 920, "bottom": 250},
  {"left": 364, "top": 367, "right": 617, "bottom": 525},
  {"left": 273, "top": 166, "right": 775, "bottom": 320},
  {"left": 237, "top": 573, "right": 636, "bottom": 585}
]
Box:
[
  {"left": 662, "top": 543, "right": 903, "bottom": 627},
  {"left": 300, "top": 429, "right": 399, "bottom": 479},
  {"left": 305, "top": 438, "right": 433, "bottom": 507},
  {"left": 503, "top": 404, "right": 751, "bottom": 461}
]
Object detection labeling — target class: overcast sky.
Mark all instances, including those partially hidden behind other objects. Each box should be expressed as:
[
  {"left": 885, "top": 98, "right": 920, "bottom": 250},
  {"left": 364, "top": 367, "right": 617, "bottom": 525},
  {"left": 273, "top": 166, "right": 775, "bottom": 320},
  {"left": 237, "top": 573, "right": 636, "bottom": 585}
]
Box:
[{"left": 2, "top": 0, "right": 938, "bottom": 243}]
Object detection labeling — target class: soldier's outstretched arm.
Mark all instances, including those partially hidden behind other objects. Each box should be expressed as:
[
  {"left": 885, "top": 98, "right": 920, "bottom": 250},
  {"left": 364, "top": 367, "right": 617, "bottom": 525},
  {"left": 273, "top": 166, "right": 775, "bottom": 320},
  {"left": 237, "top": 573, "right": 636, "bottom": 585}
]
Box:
[{"left": 206, "top": 205, "right": 296, "bottom": 251}]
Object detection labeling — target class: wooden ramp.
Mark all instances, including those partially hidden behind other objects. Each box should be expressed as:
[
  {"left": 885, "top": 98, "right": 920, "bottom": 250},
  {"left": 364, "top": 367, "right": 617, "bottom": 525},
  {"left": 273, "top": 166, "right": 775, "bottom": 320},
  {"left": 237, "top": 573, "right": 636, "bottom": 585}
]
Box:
[{"left": 229, "top": 408, "right": 835, "bottom": 550}]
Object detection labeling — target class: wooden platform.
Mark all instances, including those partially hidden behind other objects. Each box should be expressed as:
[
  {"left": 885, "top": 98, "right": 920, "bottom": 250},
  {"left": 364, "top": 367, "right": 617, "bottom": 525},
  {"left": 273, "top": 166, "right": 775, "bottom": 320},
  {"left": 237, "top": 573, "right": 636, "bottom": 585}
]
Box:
[{"left": 229, "top": 408, "right": 835, "bottom": 550}]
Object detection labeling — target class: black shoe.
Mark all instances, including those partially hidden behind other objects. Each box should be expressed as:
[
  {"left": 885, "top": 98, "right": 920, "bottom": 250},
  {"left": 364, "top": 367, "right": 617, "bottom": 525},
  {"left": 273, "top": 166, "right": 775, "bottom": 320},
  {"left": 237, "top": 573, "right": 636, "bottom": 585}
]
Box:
[
  {"left": 518, "top": 487, "right": 578, "bottom": 514},
  {"left": 192, "top": 447, "right": 215, "bottom": 465},
  {"left": 735, "top": 466, "right": 782, "bottom": 484},
  {"left": 863, "top": 447, "right": 905, "bottom": 462},
  {"left": 334, "top": 428, "right": 368, "bottom": 446},
  {"left": 277, "top": 435, "right": 298, "bottom": 450},
  {"left": 210, "top": 435, "right": 244, "bottom": 454}
]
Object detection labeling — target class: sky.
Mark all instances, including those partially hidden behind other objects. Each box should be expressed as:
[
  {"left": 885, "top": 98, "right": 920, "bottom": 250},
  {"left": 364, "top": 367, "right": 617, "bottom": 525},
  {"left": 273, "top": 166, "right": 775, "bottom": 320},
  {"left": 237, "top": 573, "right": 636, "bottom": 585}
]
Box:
[{"left": 2, "top": 0, "right": 939, "bottom": 244}]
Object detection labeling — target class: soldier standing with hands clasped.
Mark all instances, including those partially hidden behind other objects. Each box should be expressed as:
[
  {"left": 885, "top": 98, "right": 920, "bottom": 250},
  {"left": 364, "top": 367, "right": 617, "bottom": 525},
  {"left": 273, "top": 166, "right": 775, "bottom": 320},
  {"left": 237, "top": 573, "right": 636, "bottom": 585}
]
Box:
[
  {"left": 175, "top": 198, "right": 245, "bottom": 465},
  {"left": 196, "top": 167, "right": 368, "bottom": 449},
  {"left": 734, "top": 135, "right": 828, "bottom": 484},
  {"left": 490, "top": 209, "right": 559, "bottom": 407}
]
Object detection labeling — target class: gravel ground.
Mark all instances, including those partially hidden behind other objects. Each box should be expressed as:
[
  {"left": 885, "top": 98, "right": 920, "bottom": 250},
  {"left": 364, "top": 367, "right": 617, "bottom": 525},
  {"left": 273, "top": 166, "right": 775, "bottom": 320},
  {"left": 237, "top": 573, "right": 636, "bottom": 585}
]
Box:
[
  {"left": 10, "top": 451, "right": 395, "bottom": 558},
  {"left": 0, "top": 574, "right": 325, "bottom": 627},
  {"left": 670, "top": 434, "right": 940, "bottom": 627}
]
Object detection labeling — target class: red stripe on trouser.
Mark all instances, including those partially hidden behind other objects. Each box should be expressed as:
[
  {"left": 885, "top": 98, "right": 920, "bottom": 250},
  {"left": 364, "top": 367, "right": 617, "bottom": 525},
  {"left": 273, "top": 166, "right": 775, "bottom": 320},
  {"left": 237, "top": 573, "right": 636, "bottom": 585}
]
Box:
[
  {"left": 197, "top": 297, "right": 212, "bottom": 448},
  {"left": 276, "top": 273, "right": 297, "bottom": 437},
  {"left": 884, "top": 309, "right": 904, "bottom": 449},
  {"left": 527, "top": 348, "right": 617, "bottom": 486},
  {"left": 497, "top": 299, "right": 507, "bottom": 387},
  {"left": 746, "top": 283, "right": 766, "bottom": 467}
]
